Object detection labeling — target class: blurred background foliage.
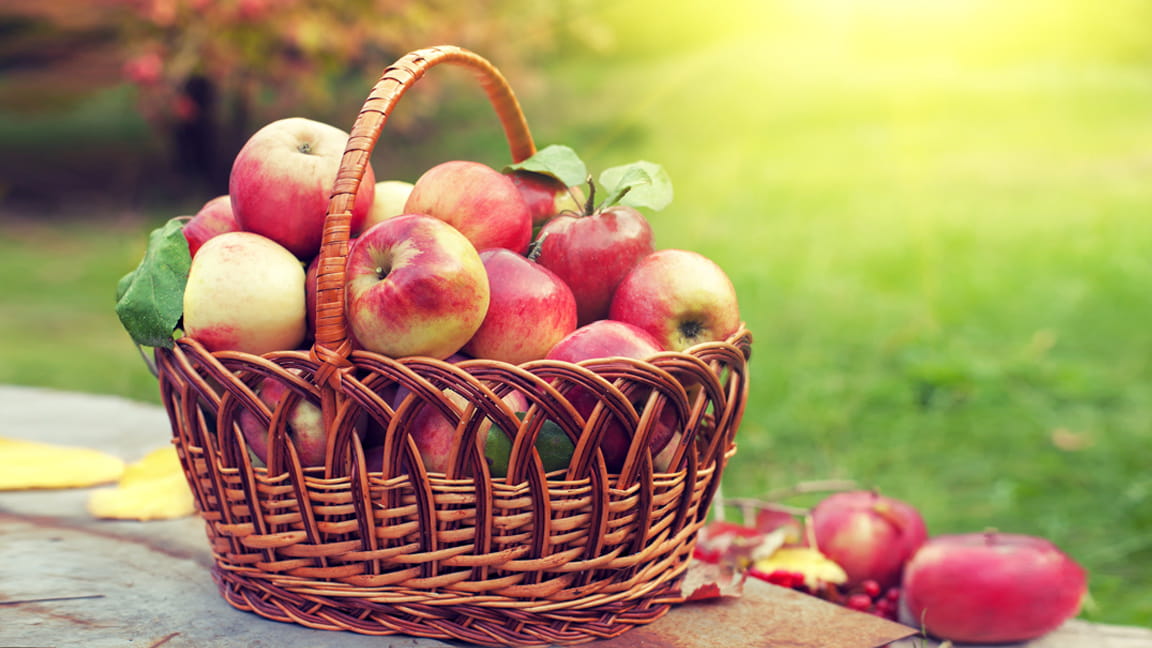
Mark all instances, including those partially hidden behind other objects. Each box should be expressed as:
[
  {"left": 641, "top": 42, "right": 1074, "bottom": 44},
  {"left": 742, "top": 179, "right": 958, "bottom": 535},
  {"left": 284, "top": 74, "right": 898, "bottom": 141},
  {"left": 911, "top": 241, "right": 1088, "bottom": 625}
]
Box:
[{"left": 2, "top": 0, "right": 1152, "bottom": 627}]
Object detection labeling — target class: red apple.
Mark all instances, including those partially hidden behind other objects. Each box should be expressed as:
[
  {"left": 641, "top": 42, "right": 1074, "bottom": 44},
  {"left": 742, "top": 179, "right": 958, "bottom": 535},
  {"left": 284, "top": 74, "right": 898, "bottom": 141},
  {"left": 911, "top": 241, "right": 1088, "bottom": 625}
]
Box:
[
  {"left": 546, "top": 319, "right": 663, "bottom": 364},
  {"left": 396, "top": 377, "right": 528, "bottom": 474},
  {"left": 902, "top": 532, "right": 1088, "bottom": 644},
  {"left": 508, "top": 170, "right": 583, "bottom": 227},
  {"left": 404, "top": 160, "right": 532, "bottom": 254},
  {"left": 183, "top": 195, "right": 239, "bottom": 257},
  {"left": 545, "top": 319, "right": 676, "bottom": 471},
  {"left": 229, "top": 117, "right": 376, "bottom": 260},
  {"left": 609, "top": 249, "right": 740, "bottom": 352},
  {"left": 345, "top": 214, "right": 489, "bottom": 359},
  {"left": 463, "top": 248, "right": 577, "bottom": 364},
  {"left": 535, "top": 205, "right": 655, "bottom": 325},
  {"left": 810, "top": 490, "right": 928, "bottom": 590},
  {"left": 237, "top": 373, "right": 338, "bottom": 467}
]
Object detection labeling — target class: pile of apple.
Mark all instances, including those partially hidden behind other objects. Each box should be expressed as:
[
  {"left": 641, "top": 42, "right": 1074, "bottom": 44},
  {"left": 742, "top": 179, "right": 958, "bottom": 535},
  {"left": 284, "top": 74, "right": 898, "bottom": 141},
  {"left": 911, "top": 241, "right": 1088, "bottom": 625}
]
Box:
[
  {"left": 170, "top": 116, "right": 741, "bottom": 474},
  {"left": 694, "top": 489, "right": 1089, "bottom": 643}
]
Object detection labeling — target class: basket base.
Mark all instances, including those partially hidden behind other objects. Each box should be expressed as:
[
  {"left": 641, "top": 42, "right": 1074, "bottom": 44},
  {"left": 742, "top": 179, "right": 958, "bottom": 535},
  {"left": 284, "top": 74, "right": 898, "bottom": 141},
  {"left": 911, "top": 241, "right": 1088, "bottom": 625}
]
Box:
[{"left": 212, "top": 566, "right": 682, "bottom": 647}]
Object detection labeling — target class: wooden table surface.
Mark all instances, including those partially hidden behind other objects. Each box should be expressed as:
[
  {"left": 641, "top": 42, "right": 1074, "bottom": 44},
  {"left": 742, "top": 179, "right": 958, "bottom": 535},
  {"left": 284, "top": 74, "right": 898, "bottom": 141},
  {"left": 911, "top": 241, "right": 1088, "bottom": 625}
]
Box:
[{"left": 2, "top": 385, "right": 1149, "bottom": 648}]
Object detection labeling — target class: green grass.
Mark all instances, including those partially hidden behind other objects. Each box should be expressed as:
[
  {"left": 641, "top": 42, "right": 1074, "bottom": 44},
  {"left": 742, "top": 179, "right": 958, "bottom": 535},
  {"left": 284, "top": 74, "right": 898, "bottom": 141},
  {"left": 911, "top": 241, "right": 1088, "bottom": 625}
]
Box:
[
  {"left": 538, "top": 36, "right": 1152, "bottom": 623},
  {"left": 3, "top": 13, "right": 1152, "bottom": 627}
]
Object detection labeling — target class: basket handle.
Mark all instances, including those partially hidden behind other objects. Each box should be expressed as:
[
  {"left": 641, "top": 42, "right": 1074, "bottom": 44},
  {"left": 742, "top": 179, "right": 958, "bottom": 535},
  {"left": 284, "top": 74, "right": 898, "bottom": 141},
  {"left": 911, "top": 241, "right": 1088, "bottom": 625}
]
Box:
[{"left": 311, "top": 45, "right": 537, "bottom": 376}]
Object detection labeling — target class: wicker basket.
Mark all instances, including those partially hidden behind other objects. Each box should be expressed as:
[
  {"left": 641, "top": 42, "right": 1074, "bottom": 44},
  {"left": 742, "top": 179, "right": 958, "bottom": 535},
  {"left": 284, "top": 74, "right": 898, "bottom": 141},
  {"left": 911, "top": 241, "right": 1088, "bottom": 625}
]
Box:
[{"left": 155, "top": 45, "right": 752, "bottom": 646}]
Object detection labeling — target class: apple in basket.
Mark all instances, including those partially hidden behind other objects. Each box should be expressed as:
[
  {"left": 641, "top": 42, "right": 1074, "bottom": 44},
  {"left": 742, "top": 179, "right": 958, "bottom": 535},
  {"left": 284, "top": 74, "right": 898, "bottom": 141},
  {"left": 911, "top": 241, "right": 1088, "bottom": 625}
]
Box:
[
  {"left": 404, "top": 160, "right": 533, "bottom": 254},
  {"left": 356, "top": 180, "right": 415, "bottom": 235},
  {"left": 610, "top": 249, "right": 740, "bottom": 352},
  {"left": 534, "top": 204, "right": 655, "bottom": 326},
  {"left": 507, "top": 170, "right": 583, "bottom": 227},
  {"left": 229, "top": 117, "right": 376, "bottom": 260},
  {"left": 182, "top": 195, "right": 238, "bottom": 257},
  {"left": 345, "top": 214, "right": 490, "bottom": 359},
  {"left": 545, "top": 320, "right": 678, "bottom": 472},
  {"left": 237, "top": 372, "right": 363, "bottom": 467},
  {"left": 902, "top": 531, "right": 1088, "bottom": 644},
  {"left": 462, "top": 248, "right": 578, "bottom": 365},
  {"left": 390, "top": 365, "right": 530, "bottom": 474},
  {"left": 182, "top": 231, "right": 307, "bottom": 355}
]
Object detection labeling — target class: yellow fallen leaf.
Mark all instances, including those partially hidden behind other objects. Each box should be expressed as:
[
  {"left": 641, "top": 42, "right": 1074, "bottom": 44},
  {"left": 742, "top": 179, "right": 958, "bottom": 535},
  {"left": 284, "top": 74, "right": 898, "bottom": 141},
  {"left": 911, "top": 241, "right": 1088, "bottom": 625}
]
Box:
[
  {"left": 0, "top": 437, "right": 125, "bottom": 490},
  {"left": 87, "top": 445, "right": 196, "bottom": 521},
  {"left": 753, "top": 547, "right": 848, "bottom": 590}
]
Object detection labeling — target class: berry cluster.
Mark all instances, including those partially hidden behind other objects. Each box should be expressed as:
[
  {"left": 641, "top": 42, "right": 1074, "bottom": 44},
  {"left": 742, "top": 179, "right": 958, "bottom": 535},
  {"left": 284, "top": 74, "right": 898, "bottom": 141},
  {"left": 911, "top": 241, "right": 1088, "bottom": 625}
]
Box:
[{"left": 749, "top": 570, "right": 902, "bottom": 622}]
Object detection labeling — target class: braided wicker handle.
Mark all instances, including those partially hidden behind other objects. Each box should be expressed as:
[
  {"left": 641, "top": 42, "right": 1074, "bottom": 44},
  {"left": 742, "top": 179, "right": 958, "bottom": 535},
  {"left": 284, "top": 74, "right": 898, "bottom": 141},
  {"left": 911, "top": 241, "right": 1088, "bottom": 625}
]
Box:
[{"left": 311, "top": 46, "right": 537, "bottom": 373}]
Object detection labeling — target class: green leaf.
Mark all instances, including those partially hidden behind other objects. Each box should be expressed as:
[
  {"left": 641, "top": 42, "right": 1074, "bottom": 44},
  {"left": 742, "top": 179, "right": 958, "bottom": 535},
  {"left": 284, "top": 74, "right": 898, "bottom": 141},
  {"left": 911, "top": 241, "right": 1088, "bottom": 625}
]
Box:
[
  {"left": 114, "top": 218, "right": 191, "bottom": 349},
  {"left": 115, "top": 269, "right": 136, "bottom": 303},
  {"left": 598, "top": 161, "right": 674, "bottom": 211},
  {"left": 503, "top": 144, "right": 589, "bottom": 188}
]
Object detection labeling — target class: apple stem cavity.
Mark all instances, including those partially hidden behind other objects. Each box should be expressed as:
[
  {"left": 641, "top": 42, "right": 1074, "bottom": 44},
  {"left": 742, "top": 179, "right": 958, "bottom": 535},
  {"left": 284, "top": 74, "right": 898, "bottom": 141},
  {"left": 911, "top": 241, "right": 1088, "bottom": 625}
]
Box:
[
  {"left": 297, "top": 141, "right": 313, "bottom": 155},
  {"left": 680, "top": 319, "right": 704, "bottom": 341}
]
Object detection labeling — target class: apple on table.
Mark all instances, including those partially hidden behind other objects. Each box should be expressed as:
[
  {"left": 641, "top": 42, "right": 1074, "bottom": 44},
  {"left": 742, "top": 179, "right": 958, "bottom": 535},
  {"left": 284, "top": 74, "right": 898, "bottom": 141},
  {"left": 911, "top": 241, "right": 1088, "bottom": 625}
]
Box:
[
  {"left": 809, "top": 490, "right": 928, "bottom": 590},
  {"left": 230, "top": 117, "right": 376, "bottom": 260},
  {"left": 902, "top": 531, "right": 1088, "bottom": 644}
]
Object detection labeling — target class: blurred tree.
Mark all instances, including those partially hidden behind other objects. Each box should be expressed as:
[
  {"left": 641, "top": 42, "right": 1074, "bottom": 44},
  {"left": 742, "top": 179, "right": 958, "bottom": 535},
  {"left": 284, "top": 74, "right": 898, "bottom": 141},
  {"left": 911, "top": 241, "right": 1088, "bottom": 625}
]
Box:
[{"left": 111, "top": 0, "right": 588, "bottom": 189}]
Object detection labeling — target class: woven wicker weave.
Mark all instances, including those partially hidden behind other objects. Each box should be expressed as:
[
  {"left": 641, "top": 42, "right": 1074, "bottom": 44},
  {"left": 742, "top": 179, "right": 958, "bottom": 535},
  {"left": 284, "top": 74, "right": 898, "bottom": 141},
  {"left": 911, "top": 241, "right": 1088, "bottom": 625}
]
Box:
[{"left": 155, "top": 45, "right": 752, "bottom": 646}]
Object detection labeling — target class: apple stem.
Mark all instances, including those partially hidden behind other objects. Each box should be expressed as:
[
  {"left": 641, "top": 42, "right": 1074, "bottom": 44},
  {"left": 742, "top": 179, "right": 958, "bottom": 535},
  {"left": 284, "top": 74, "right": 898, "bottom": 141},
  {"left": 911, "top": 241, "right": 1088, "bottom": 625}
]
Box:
[
  {"left": 583, "top": 175, "right": 596, "bottom": 216},
  {"left": 526, "top": 233, "right": 547, "bottom": 261},
  {"left": 804, "top": 512, "right": 820, "bottom": 550}
]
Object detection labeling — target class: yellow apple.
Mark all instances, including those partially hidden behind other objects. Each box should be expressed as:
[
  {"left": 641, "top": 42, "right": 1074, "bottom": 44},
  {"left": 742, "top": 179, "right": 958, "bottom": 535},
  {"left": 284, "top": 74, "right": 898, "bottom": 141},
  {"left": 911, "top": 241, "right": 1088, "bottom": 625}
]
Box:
[
  {"left": 183, "top": 231, "right": 307, "bottom": 354},
  {"left": 356, "top": 180, "right": 415, "bottom": 235}
]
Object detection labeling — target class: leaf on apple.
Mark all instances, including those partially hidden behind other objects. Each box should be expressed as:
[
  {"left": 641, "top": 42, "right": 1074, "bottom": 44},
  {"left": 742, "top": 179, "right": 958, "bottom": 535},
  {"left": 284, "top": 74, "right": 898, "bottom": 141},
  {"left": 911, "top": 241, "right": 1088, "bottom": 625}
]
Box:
[
  {"left": 503, "top": 144, "right": 589, "bottom": 188},
  {"left": 114, "top": 217, "right": 191, "bottom": 349},
  {"left": 598, "top": 160, "right": 673, "bottom": 211}
]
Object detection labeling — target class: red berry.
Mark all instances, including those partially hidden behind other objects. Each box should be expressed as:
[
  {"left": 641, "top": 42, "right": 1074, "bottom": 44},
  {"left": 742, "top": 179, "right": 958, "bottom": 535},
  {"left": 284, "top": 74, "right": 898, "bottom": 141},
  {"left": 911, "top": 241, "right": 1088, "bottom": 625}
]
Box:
[
  {"left": 874, "top": 599, "right": 899, "bottom": 621},
  {"left": 885, "top": 586, "right": 902, "bottom": 602},
  {"left": 861, "top": 579, "right": 882, "bottom": 598},
  {"left": 846, "top": 593, "right": 873, "bottom": 611}
]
